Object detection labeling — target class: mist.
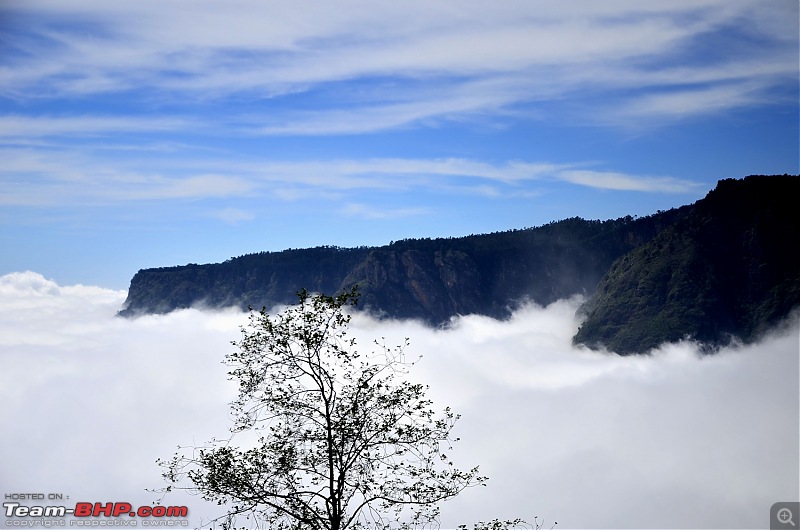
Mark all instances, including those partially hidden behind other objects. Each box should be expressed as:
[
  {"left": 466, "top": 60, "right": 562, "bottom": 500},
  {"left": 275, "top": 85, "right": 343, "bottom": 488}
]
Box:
[{"left": 1, "top": 272, "right": 797, "bottom": 529}]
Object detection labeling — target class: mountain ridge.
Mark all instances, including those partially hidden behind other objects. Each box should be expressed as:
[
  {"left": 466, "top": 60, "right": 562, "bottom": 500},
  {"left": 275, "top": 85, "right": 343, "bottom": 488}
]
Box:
[
  {"left": 120, "top": 211, "right": 686, "bottom": 321},
  {"left": 574, "top": 174, "right": 800, "bottom": 353},
  {"left": 120, "top": 174, "right": 800, "bottom": 354}
]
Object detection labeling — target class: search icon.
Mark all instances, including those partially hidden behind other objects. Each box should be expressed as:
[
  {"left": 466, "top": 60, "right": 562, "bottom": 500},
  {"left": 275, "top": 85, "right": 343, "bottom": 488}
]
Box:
[{"left": 778, "top": 508, "right": 796, "bottom": 527}]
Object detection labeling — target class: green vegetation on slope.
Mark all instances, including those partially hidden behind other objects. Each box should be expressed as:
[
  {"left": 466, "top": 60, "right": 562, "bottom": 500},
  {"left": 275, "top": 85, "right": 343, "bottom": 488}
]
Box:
[{"left": 573, "top": 175, "right": 800, "bottom": 354}]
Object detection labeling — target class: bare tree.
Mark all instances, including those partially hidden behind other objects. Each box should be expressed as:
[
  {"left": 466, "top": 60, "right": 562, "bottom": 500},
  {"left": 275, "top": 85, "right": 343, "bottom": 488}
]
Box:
[{"left": 160, "top": 288, "right": 514, "bottom": 529}]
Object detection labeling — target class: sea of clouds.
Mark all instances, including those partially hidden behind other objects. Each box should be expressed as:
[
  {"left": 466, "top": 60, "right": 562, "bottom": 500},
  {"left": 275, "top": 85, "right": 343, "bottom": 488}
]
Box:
[{"left": 1, "top": 271, "right": 797, "bottom": 529}]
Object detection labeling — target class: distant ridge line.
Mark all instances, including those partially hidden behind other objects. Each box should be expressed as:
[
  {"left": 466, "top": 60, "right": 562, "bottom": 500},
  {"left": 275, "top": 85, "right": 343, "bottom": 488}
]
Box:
[{"left": 120, "top": 174, "right": 800, "bottom": 355}]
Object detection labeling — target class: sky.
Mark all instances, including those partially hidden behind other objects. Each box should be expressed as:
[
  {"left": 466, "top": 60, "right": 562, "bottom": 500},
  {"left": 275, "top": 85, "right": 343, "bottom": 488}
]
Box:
[
  {"left": 0, "top": 271, "right": 797, "bottom": 529},
  {"left": 1, "top": 0, "right": 798, "bottom": 289}
]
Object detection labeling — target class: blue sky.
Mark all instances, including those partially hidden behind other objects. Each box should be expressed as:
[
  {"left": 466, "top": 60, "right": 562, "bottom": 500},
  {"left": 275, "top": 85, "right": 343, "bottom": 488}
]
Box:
[{"left": 1, "top": 0, "right": 798, "bottom": 289}]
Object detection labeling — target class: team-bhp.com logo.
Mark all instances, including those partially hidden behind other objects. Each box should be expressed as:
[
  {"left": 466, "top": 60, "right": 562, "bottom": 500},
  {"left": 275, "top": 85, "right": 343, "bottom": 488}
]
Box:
[
  {"left": 5, "top": 502, "right": 187, "bottom": 518},
  {"left": 4, "top": 496, "right": 189, "bottom": 527}
]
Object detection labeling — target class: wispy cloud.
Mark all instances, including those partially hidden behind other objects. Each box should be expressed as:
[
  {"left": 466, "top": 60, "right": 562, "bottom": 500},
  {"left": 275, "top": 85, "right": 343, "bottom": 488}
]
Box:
[
  {"left": 0, "top": 115, "right": 192, "bottom": 138},
  {"left": 209, "top": 207, "right": 256, "bottom": 225},
  {"left": 0, "top": 149, "right": 257, "bottom": 206},
  {"left": 558, "top": 170, "right": 701, "bottom": 193},
  {"left": 126, "top": 174, "right": 257, "bottom": 200},
  {"left": 0, "top": 148, "right": 699, "bottom": 211},
  {"left": 608, "top": 82, "right": 780, "bottom": 125},
  {"left": 1, "top": 0, "right": 795, "bottom": 129},
  {"left": 340, "top": 202, "right": 430, "bottom": 220}
]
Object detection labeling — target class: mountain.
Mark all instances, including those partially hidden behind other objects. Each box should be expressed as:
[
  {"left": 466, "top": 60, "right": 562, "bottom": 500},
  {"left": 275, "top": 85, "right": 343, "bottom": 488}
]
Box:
[
  {"left": 120, "top": 175, "right": 800, "bottom": 354},
  {"left": 120, "top": 213, "right": 684, "bottom": 321},
  {"left": 120, "top": 246, "right": 371, "bottom": 316},
  {"left": 573, "top": 175, "right": 800, "bottom": 354}
]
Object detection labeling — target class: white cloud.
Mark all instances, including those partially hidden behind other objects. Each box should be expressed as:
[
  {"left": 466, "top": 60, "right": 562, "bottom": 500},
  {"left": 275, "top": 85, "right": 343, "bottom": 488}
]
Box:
[
  {"left": 209, "top": 207, "right": 256, "bottom": 224},
  {"left": 340, "top": 202, "right": 430, "bottom": 220},
  {"left": 614, "top": 82, "right": 772, "bottom": 122},
  {"left": 558, "top": 170, "right": 701, "bottom": 193},
  {"left": 0, "top": 149, "right": 258, "bottom": 206},
  {"left": 0, "top": 115, "right": 191, "bottom": 139},
  {"left": 125, "top": 174, "right": 257, "bottom": 200},
  {"left": 1, "top": 272, "right": 796, "bottom": 529},
  {"left": 1, "top": 0, "right": 795, "bottom": 128},
  {"left": 0, "top": 149, "right": 697, "bottom": 211}
]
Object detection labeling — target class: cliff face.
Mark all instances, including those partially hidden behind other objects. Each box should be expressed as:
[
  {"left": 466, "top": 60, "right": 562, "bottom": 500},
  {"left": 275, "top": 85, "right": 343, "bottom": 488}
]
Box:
[
  {"left": 120, "top": 175, "right": 800, "bottom": 354},
  {"left": 120, "top": 210, "right": 683, "bottom": 323},
  {"left": 340, "top": 249, "right": 486, "bottom": 321},
  {"left": 120, "top": 246, "right": 370, "bottom": 316},
  {"left": 573, "top": 175, "right": 800, "bottom": 354}
]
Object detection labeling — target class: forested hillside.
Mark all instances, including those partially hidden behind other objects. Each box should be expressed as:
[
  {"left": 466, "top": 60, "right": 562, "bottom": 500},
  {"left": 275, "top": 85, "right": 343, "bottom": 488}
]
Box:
[
  {"left": 573, "top": 175, "right": 800, "bottom": 353},
  {"left": 121, "top": 210, "right": 685, "bottom": 321}
]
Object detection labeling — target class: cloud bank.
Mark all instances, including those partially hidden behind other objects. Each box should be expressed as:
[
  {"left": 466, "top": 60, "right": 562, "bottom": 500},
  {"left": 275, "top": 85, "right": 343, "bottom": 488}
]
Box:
[{"left": 1, "top": 272, "right": 797, "bottom": 529}]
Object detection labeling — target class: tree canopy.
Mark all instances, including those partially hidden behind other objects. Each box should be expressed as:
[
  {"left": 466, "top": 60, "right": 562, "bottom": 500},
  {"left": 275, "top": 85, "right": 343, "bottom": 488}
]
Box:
[{"left": 160, "top": 288, "right": 489, "bottom": 529}]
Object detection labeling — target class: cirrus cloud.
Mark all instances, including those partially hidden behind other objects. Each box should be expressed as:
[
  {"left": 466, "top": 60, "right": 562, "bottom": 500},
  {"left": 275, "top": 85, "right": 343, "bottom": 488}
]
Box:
[{"left": 1, "top": 0, "right": 795, "bottom": 128}]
